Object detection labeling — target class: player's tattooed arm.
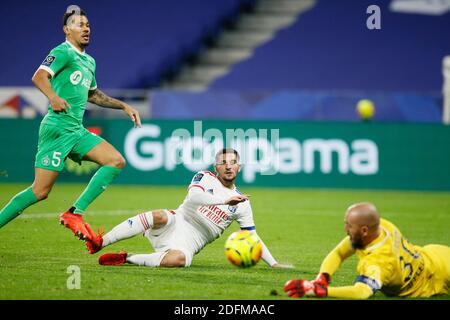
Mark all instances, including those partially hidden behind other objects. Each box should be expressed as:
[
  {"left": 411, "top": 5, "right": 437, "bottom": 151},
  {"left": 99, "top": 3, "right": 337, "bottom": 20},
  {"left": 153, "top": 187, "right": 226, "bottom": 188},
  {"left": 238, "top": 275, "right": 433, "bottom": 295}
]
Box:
[
  {"left": 88, "top": 88, "right": 123, "bottom": 109},
  {"left": 88, "top": 89, "right": 142, "bottom": 128}
]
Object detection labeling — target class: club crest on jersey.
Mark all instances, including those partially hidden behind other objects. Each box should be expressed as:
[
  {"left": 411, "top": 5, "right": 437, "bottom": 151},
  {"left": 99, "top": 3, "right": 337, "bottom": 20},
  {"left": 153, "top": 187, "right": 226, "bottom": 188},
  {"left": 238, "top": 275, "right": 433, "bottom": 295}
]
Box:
[
  {"left": 42, "top": 155, "right": 50, "bottom": 166},
  {"left": 192, "top": 173, "right": 204, "bottom": 183},
  {"left": 70, "top": 71, "right": 83, "bottom": 85},
  {"left": 228, "top": 205, "right": 237, "bottom": 214},
  {"left": 42, "top": 55, "right": 55, "bottom": 67}
]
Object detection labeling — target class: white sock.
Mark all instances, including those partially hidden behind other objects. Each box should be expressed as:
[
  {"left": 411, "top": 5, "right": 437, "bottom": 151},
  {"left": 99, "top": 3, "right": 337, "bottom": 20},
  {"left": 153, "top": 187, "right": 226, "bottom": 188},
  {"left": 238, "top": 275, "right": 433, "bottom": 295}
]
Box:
[
  {"left": 126, "top": 252, "right": 168, "bottom": 267},
  {"left": 102, "top": 211, "right": 154, "bottom": 247}
]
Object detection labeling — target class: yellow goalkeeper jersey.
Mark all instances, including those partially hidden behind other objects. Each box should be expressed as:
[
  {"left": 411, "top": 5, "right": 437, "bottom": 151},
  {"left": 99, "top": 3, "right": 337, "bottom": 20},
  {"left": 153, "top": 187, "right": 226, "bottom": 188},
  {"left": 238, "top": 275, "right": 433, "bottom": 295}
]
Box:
[{"left": 321, "top": 218, "right": 450, "bottom": 298}]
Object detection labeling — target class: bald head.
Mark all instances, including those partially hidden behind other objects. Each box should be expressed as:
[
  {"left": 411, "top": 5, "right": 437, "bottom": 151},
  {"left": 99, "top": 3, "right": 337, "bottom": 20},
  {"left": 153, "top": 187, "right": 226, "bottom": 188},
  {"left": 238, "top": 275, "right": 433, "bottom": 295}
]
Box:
[
  {"left": 344, "top": 202, "right": 381, "bottom": 249},
  {"left": 345, "top": 202, "right": 380, "bottom": 229}
]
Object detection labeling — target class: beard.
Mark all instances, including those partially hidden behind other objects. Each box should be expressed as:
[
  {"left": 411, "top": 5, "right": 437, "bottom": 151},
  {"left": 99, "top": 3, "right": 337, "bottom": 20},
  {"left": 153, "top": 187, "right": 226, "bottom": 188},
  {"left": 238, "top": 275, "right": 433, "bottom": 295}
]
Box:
[
  {"left": 80, "top": 40, "right": 89, "bottom": 48},
  {"left": 350, "top": 235, "right": 365, "bottom": 249}
]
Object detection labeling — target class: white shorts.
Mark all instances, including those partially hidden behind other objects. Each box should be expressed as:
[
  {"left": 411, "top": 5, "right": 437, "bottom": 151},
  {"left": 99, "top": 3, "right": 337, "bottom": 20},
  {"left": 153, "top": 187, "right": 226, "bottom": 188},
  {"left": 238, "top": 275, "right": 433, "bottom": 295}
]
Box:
[{"left": 144, "top": 210, "right": 206, "bottom": 267}]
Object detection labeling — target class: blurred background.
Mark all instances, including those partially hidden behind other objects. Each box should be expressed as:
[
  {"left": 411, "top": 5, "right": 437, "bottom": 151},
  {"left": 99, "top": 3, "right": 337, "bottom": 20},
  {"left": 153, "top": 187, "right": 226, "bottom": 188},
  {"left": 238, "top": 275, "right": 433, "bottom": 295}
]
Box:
[{"left": 1, "top": 0, "right": 450, "bottom": 190}]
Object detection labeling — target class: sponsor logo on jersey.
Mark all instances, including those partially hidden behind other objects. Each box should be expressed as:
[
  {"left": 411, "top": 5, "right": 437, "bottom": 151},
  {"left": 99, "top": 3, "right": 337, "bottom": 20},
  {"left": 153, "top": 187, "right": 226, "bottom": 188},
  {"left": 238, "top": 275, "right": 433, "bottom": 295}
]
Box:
[
  {"left": 42, "top": 55, "right": 55, "bottom": 67},
  {"left": 70, "top": 71, "right": 83, "bottom": 85},
  {"left": 81, "top": 78, "right": 91, "bottom": 89},
  {"left": 198, "top": 205, "right": 230, "bottom": 225},
  {"left": 207, "top": 189, "right": 214, "bottom": 194}
]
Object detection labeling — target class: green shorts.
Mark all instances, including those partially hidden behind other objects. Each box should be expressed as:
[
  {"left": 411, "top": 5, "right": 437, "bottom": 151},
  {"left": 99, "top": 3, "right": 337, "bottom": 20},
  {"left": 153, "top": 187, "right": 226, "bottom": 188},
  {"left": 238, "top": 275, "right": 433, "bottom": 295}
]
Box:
[{"left": 35, "top": 123, "right": 104, "bottom": 172}]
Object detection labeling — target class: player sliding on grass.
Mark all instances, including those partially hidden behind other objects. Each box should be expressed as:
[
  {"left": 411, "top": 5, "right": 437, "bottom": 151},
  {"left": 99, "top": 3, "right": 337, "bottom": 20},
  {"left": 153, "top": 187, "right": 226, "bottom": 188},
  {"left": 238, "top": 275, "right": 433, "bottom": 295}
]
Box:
[
  {"left": 284, "top": 202, "right": 450, "bottom": 299},
  {"left": 85, "top": 148, "right": 292, "bottom": 269},
  {"left": 0, "top": 7, "right": 141, "bottom": 242}
]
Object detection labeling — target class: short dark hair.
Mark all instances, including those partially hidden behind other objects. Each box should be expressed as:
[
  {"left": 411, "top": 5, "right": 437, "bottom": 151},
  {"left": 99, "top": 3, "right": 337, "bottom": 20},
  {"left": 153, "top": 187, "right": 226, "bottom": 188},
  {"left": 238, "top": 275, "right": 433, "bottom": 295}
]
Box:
[
  {"left": 63, "top": 7, "right": 87, "bottom": 26},
  {"left": 215, "top": 148, "right": 240, "bottom": 162}
]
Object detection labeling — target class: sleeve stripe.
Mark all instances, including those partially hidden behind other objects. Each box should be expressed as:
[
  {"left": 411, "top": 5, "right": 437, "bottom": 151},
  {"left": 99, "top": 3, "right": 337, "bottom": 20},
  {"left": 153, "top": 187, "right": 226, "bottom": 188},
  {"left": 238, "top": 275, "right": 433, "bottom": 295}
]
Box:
[
  {"left": 38, "top": 65, "right": 55, "bottom": 77},
  {"left": 241, "top": 226, "right": 256, "bottom": 231},
  {"left": 201, "top": 170, "right": 216, "bottom": 177},
  {"left": 89, "top": 85, "right": 97, "bottom": 91},
  {"left": 189, "top": 185, "right": 205, "bottom": 192}
]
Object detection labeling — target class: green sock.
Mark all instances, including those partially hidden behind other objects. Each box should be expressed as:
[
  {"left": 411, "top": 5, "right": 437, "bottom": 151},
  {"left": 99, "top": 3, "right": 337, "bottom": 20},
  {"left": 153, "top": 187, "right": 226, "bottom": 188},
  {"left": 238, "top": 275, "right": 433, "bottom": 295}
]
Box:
[
  {"left": 73, "top": 166, "right": 122, "bottom": 214},
  {"left": 0, "top": 187, "right": 38, "bottom": 229}
]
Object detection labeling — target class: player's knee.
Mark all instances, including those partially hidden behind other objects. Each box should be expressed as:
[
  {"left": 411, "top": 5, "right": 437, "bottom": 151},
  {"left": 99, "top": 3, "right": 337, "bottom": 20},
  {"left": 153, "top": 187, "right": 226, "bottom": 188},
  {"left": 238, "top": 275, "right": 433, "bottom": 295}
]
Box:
[
  {"left": 31, "top": 186, "right": 51, "bottom": 201},
  {"left": 35, "top": 193, "right": 48, "bottom": 201},
  {"left": 152, "top": 210, "right": 168, "bottom": 228},
  {"left": 174, "top": 253, "right": 186, "bottom": 267},
  {"left": 110, "top": 154, "right": 126, "bottom": 169},
  {"left": 161, "top": 251, "right": 186, "bottom": 267}
]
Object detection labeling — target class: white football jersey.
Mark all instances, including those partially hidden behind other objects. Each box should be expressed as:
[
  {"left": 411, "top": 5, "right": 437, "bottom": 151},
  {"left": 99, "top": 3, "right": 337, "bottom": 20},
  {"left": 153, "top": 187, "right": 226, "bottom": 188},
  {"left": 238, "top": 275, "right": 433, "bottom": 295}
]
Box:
[{"left": 175, "top": 170, "right": 255, "bottom": 244}]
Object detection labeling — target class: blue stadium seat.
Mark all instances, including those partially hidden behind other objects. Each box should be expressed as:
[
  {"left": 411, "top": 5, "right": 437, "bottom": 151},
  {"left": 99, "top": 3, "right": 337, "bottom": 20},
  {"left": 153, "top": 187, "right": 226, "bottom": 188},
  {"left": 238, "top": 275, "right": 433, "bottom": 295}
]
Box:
[
  {"left": 0, "top": 0, "right": 245, "bottom": 88},
  {"left": 211, "top": 0, "right": 450, "bottom": 93}
]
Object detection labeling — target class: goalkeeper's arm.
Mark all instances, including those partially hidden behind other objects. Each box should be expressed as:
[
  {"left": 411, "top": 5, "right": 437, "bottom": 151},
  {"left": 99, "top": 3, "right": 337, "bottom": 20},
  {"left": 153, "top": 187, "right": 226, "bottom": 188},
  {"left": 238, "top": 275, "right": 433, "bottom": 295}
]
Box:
[
  {"left": 284, "top": 236, "right": 358, "bottom": 298},
  {"left": 327, "top": 283, "right": 374, "bottom": 299},
  {"left": 284, "top": 278, "right": 374, "bottom": 299},
  {"left": 319, "top": 236, "right": 355, "bottom": 276}
]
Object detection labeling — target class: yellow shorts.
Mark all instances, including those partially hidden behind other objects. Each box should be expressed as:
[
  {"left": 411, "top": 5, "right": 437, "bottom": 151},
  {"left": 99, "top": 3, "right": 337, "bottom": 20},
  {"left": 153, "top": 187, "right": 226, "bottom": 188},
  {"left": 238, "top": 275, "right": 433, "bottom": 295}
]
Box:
[{"left": 422, "top": 244, "right": 450, "bottom": 296}]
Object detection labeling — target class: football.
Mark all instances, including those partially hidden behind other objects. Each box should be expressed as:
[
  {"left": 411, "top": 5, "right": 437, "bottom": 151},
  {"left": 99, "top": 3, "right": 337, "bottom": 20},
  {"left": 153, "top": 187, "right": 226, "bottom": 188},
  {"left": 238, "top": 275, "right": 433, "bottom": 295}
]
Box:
[{"left": 225, "top": 230, "right": 263, "bottom": 268}]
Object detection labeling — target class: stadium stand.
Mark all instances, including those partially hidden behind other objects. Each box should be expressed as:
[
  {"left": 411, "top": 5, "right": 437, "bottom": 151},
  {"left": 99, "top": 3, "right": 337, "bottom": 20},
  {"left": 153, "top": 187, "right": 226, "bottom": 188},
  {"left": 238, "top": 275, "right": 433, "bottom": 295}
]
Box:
[
  {"left": 1, "top": 0, "right": 448, "bottom": 122},
  {"left": 211, "top": 0, "right": 450, "bottom": 92},
  {"left": 151, "top": 0, "right": 449, "bottom": 122},
  {"left": 0, "top": 0, "right": 255, "bottom": 88},
  {"left": 150, "top": 89, "right": 442, "bottom": 122}
]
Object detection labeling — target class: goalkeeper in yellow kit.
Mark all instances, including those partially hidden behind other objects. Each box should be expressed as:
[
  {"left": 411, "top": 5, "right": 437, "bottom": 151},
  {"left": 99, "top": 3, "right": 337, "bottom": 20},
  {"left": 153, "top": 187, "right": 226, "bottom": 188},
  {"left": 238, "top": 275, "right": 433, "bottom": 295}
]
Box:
[{"left": 284, "top": 202, "right": 450, "bottom": 299}]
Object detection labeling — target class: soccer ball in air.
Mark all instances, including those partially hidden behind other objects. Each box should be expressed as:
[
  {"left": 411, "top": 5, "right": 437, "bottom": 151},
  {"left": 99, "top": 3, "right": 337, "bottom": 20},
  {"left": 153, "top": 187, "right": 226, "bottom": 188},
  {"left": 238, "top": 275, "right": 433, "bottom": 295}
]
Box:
[
  {"left": 225, "top": 230, "right": 263, "bottom": 268},
  {"left": 356, "top": 99, "right": 375, "bottom": 120}
]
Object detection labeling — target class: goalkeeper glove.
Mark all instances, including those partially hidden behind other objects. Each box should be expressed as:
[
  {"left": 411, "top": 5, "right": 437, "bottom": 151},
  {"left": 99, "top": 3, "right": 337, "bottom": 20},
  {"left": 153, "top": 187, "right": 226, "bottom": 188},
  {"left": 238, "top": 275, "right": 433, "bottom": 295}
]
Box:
[
  {"left": 314, "top": 272, "right": 331, "bottom": 287},
  {"left": 283, "top": 278, "right": 328, "bottom": 298}
]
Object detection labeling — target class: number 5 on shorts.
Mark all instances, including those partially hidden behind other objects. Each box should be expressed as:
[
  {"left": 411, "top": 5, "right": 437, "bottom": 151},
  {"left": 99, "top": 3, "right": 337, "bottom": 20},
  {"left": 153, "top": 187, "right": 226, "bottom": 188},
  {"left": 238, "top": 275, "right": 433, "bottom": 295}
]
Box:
[{"left": 52, "top": 151, "right": 62, "bottom": 167}]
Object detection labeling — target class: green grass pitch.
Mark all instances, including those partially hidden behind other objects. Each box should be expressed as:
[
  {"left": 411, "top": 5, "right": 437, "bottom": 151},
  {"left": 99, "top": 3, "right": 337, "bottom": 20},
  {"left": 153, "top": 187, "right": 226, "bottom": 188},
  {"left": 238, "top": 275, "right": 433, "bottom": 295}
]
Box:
[{"left": 0, "top": 183, "right": 449, "bottom": 300}]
